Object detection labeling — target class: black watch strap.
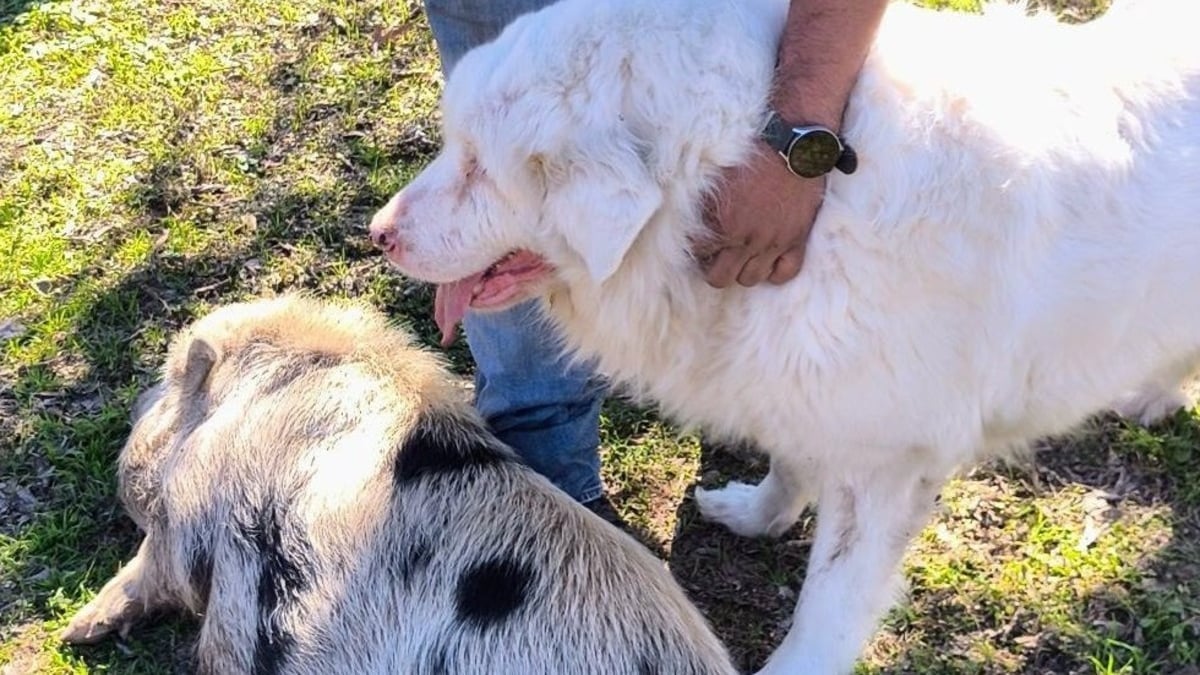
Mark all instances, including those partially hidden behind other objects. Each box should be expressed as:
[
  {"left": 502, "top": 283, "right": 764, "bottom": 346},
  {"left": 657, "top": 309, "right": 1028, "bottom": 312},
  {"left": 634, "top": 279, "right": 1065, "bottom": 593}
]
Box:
[
  {"left": 835, "top": 143, "right": 858, "bottom": 175},
  {"left": 761, "top": 111, "right": 797, "bottom": 154}
]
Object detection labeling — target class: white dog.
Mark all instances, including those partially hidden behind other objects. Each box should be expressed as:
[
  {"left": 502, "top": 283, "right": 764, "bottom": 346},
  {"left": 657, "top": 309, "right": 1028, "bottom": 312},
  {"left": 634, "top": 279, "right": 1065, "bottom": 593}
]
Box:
[{"left": 369, "top": 0, "right": 1200, "bottom": 672}]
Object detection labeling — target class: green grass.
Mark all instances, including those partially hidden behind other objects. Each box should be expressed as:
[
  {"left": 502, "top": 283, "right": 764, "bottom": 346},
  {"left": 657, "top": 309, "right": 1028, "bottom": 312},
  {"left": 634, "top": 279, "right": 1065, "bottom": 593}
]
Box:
[{"left": 1, "top": 0, "right": 1196, "bottom": 673}]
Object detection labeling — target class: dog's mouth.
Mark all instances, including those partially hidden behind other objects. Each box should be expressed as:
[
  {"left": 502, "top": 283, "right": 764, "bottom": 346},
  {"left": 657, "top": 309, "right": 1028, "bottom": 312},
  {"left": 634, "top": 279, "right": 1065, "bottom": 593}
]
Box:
[{"left": 434, "top": 249, "right": 553, "bottom": 346}]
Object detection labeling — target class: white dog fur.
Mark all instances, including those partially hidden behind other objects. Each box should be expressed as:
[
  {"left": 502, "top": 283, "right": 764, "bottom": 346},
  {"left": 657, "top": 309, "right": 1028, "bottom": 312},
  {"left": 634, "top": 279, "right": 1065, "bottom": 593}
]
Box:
[{"left": 370, "top": 0, "right": 1200, "bottom": 672}]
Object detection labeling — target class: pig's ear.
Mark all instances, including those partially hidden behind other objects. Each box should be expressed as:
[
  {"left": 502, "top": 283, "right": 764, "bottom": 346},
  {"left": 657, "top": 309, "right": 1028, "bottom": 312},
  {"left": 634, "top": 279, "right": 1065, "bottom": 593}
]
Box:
[{"left": 181, "top": 337, "right": 218, "bottom": 396}]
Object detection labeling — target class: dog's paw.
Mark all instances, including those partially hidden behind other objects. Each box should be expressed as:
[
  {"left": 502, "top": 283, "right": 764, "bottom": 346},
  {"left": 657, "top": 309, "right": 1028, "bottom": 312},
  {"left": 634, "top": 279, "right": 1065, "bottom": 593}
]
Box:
[
  {"left": 1112, "top": 385, "right": 1191, "bottom": 426},
  {"left": 695, "top": 482, "right": 788, "bottom": 538}
]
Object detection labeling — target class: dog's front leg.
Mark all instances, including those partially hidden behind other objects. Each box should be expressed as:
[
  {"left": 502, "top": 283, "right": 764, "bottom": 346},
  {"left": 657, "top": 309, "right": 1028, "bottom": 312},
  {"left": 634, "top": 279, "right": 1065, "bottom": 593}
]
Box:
[
  {"left": 757, "top": 463, "right": 946, "bottom": 675},
  {"left": 694, "top": 456, "right": 813, "bottom": 538}
]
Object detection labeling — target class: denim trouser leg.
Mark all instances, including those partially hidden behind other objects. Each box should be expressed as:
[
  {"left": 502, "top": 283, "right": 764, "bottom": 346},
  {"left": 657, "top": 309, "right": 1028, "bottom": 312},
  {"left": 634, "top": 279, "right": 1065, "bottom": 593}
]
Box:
[
  {"left": 424, "top": 0, "right": 553, "bottom": 73},
  {"left": 464, "top": 303, "right": 605, "bottom": 504},
  {"left": 423, "top": 0, "right": 606, "bottom": 503}
]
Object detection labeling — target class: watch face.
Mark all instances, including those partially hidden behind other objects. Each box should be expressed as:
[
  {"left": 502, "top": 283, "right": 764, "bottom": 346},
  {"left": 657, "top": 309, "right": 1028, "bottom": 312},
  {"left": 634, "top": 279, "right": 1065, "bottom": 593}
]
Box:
[{"left": 786, "top": 129, "right": 842, "bottom": 178}]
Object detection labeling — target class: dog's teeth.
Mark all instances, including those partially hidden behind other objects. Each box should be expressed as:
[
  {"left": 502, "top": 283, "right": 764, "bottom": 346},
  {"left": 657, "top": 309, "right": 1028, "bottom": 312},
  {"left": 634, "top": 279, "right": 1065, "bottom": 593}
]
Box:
[{"left": 483, "top": 252, "right": 516, "bottom": 279}]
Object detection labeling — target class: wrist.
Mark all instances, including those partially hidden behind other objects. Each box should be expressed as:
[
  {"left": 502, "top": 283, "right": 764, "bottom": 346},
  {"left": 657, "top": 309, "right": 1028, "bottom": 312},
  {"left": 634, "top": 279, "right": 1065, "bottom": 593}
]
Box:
[
  {"left": 770, "top": 103, "right": 844, "bottom": 134},
  {"left": 769, "top": 71, "right": 848, "bottom": 132},
  {"left": 769, "top": 0, "right": 889, "bottom": 133}
]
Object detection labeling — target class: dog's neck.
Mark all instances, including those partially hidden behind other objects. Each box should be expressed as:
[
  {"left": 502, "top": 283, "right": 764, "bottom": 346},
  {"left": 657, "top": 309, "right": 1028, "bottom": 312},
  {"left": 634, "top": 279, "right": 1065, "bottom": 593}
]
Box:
[{"left": 542, "top": 197, "right": 733, "bottom": 406}]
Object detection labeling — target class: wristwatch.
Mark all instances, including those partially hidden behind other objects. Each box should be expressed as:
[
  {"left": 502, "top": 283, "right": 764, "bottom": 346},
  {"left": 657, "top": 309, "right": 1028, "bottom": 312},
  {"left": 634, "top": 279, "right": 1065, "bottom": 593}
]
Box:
[{"left": 760, "top": 110, "right": 858, "bottom": 179}]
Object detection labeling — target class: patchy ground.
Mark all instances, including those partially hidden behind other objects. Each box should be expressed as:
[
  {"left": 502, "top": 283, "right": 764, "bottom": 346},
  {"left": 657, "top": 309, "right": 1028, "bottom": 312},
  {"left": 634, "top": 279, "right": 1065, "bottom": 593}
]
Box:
[{"left": 2, "top": 0, "right": 1197, "bottom": 673}]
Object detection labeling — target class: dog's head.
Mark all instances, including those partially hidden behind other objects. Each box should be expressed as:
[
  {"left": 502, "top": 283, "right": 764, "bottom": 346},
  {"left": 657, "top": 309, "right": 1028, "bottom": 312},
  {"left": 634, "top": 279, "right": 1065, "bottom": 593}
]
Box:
[{"left": 368, "top": 7, "right": 665, "bottom": 320}]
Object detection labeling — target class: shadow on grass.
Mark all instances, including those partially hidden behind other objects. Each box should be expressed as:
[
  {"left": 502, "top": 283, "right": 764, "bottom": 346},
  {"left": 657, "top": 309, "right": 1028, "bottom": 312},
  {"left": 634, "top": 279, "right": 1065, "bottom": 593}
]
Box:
[
  {"left": 0, "top": 26, "right": 440, "bottom": 670},
  {"left": 0, "top": 191, "right": 392, "bottom": 670},
  {"left": 1000, "top": 413, "right": 1200, "bottom": 674},
  {"left": 0, "top": 0, "right": 43, "bottom": 27},
  {"left": 665, "top": 439, "right": 807, "bottom": 673},
  {"left": 666, "top": 413, "right": 1200, "bottom": 674}
]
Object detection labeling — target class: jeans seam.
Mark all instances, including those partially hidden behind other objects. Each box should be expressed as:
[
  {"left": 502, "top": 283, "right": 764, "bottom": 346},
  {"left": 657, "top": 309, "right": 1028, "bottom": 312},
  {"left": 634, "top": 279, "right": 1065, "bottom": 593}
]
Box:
[{"left": 577, "top": 485, "right": 604, "bottom": 504}]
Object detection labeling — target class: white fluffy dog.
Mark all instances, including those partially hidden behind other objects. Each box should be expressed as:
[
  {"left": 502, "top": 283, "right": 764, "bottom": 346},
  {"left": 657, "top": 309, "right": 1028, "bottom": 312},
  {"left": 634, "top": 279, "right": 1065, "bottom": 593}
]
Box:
[{"left": 369, "top": 0, "right": 1200, "bottom": 672}]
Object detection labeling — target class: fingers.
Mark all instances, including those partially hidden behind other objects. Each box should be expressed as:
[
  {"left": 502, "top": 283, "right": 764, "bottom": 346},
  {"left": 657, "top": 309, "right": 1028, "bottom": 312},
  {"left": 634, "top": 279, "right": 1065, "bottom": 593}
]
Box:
[
  {"left": 735, "top": 249, "right": 781, "bottom": 287},
  {"left": 705, "top": 245, "right": 805, "bottom": 288},
  {"left": 703, "top": 246, "right": 754, "bottom": 288},
  {"left": 697, "top": 154, "right": 823, "bottom": 289},
  {"left": 701, "top": 241, "right": 807, "bottom": 288},
  {"left": 767, "top": 246, "right": 806, "bottom": 285}
]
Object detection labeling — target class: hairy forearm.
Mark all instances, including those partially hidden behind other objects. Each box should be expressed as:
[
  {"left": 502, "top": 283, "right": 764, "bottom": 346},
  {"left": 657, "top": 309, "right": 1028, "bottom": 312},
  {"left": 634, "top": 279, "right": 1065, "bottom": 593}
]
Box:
[{"left": 772, "top": 0, "right": 889, "bottom": 132}]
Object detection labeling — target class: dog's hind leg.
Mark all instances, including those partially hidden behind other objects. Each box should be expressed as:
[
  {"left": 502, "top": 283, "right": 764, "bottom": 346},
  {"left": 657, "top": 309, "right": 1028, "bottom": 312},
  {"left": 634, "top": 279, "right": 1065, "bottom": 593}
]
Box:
[
  {"left": 756, "top": 462, "right": 946, "bottom": 675},
  {"left": 693, "top": 457, "right": 812, "bottom": 538}
]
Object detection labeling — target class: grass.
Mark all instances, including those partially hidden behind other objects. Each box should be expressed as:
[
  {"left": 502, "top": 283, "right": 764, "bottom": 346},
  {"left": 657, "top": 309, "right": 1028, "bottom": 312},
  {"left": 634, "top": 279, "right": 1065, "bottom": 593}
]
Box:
[{"left": 1, "top": 0, "right": 1196, "bottom": 673}]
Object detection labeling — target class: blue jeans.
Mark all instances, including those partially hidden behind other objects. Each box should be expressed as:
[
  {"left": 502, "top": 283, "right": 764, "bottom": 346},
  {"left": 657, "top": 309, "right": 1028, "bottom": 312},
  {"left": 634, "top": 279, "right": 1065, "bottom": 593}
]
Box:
[{"left": 424, "top": 0, "right": 606, "bottom": 504}]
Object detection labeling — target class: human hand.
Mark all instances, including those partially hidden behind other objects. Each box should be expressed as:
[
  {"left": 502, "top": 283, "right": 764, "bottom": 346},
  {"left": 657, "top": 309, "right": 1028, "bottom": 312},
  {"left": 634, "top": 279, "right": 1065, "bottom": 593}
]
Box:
[{"left": 698, "top": 145, "right": 825, "bottom": 288}]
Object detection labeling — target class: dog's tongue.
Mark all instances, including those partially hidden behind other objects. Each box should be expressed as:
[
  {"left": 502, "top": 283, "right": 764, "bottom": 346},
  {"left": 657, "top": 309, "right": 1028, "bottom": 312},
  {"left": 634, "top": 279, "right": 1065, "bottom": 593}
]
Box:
[
  {"left": 434, "top": 274, "right": 484, "bottom": 348},
  {"left": 432, "top": 250, "right": 550, "bottom": 348}
]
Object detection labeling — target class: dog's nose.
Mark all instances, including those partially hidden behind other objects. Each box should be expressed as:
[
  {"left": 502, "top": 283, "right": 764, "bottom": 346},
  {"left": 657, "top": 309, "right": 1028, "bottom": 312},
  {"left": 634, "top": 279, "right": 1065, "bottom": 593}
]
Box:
[
  {"left": 368, "top": 196, "right": 406, "bottom": 255},
  {"left": 370, "top": 226, "right": 397, "bottom": 252}
]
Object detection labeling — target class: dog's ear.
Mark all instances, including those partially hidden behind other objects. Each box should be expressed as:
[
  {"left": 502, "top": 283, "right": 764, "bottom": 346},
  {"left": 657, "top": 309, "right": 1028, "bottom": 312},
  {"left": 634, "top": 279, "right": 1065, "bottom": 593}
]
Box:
[
  {"left": 539, "top": 131, "right": 663, "bottom": 284},
  {"left": 181, "top": 337, "right": 218, "bottom": 396}
]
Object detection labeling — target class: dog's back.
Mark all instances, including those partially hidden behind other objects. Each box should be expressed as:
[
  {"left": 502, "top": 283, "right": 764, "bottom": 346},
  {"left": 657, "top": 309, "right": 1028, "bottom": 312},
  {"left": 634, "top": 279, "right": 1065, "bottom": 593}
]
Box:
[
  {"left": 522, "top": 0, "right": 1200, "bottom": 455},
  {"left": 66, "top": 295, "right": 735, "bottom": 674}
]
